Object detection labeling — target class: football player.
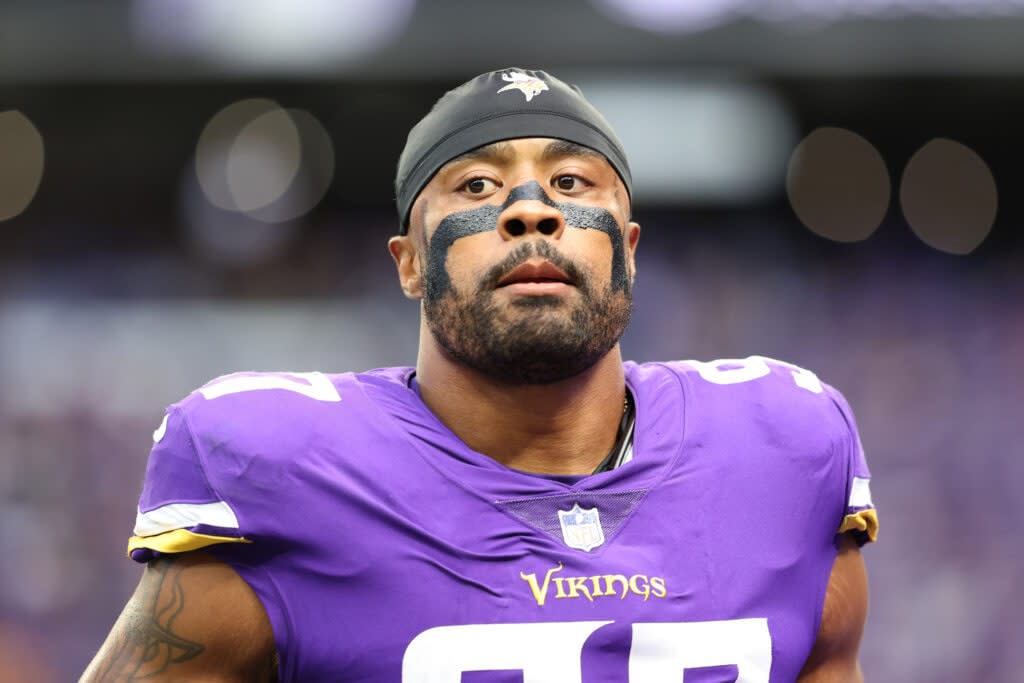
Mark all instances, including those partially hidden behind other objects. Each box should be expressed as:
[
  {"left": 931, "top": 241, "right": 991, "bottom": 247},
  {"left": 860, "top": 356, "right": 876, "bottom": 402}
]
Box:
[{"left": 82, "top": 68, "right": 877, "bottom": 682}]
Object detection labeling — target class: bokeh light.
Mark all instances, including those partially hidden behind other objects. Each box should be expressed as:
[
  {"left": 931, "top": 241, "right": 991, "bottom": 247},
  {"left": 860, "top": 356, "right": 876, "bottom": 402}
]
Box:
[
  {"left": 591, "top": 0, "right": 741, "bottom": 33},
  {"left": 787, "top": 127, "right": 890, "bottom": 243},
  {"left": 244, "top": 108, "right": 335, "bottom": 224},
  {"left": 899, "top": 138, "right": 997, "bottom": 255},
  {"left": 195, "top": 100, "right": 335, "bottom": 222},
  {"left": 133, "top": 0, "right": 417, "bottom": 71},
  {"left": 187, "top": 99, "right": 336, "bottom": 265},
  {"left": 225, "top": 107, "right": 302, "bottom": 213},
  {"left": 195, "top": 98, "right": 280, "bottom": 211},
  {"left": 0, "top": 110, "right": 45, "bottom": 222}
]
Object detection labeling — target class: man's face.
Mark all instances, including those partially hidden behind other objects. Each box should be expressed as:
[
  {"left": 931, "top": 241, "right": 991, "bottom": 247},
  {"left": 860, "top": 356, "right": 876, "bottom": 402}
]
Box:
[{"left": 395, "top": 137, "right": 641, "bottom": 384}]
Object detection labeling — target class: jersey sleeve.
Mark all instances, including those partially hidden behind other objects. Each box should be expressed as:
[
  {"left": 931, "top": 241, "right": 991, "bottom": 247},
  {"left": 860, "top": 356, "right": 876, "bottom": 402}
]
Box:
[
  {"left": 825, "top": 385, "right": 878, "bottom": 545},
  {"left": 127, "top": 404, "right": 250, "bottom": 562}
]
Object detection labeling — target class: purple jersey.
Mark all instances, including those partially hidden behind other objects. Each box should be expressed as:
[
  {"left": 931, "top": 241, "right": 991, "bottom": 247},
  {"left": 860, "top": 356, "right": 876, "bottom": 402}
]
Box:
[{"left": 128, "top": 357, "right": 876, "bottom": 682}]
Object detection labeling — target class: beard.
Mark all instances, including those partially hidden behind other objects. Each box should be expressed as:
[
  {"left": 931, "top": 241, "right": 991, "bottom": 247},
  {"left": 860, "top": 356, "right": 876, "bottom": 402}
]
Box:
[{"left": 423, "top": 240, "right": 632, "bottom": 385}]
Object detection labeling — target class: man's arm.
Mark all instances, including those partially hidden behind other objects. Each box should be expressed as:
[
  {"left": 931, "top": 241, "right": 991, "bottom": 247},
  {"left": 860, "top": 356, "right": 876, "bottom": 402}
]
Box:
[
  {"left": 797, "top": 533, "right": 870, "bottom": 682},
  {"left": 80, "top": 551, "right": 277, "bottom": 683}
]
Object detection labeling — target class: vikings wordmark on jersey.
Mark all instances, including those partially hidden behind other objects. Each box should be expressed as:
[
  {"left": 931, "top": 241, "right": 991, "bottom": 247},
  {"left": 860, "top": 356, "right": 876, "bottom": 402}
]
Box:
[
  {"left": 519, "top": 563, "right": 668, "bottom": 606},
  {"left": 128, "top": 357, "right": 876, "bottom": 682}
]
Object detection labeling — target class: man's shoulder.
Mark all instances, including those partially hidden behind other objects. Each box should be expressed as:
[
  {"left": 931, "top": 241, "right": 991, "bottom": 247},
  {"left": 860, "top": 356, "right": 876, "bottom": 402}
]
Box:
[
  {"left": 633, "top": 354, "right": 838, "bottom": 395},
  {"left": 169, "top": 367, "right": 410, "bottom": 462},
  {"left": 631, "top": 358, "right": 863, "bottom": 521},
  {"left": 174, "top": 370, "right": 340, "bottom": 432},
  {"left": 131, "top": 369, "right": 383, "bottom": 563},
  {"left": 137, "top": 367, "right": 412, "bottom": 532},
  {"left": 630, "top": 355, "right": 849, "bottom": 434},
  {"left": 175, "top": 367, "right": 410, "bottom": 414}
]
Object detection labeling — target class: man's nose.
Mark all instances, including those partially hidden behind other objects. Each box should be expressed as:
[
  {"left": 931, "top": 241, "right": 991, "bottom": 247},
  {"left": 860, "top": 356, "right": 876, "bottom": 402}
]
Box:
[{"left": 497, "top": 198, "right": 566, "bottom": 240}]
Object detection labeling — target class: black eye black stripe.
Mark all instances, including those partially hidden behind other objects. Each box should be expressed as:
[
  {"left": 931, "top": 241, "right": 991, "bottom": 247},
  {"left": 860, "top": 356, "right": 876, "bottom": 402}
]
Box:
[
  {"left": 501, "top": 180, "right": 558, "bottom": 209},
  {"left": 426, "top": 181, "right": 628, "bottom": 299}
]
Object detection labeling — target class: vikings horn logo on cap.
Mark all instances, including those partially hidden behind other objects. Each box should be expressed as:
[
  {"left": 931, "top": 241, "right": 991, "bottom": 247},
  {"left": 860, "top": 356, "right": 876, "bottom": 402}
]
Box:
[{"left": 496, "top": 71, "right": 550, "bottom": 102}]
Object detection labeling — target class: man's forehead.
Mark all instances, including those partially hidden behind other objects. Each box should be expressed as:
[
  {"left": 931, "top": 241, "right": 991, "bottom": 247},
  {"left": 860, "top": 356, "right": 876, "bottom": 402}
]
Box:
[{"left": 443, "top": 138, "right": 607, "bottom": 171}]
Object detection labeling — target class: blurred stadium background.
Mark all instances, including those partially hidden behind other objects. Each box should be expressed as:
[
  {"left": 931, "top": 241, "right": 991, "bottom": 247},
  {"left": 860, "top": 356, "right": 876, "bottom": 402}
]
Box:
[{"left": 1, "top": 0, "right": 1022, "bottom": 680}]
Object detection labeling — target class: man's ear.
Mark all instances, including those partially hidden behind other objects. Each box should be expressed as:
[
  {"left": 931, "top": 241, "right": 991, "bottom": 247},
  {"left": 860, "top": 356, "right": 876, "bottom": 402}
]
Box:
[
  {"left": 388, "top": 234, "right": 424, "bottom": 300},
  {"left": 625, "top": 220, "right": 641, "bottom": 284}
]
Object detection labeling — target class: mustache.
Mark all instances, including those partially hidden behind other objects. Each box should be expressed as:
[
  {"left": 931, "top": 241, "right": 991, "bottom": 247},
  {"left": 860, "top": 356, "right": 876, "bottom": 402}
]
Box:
[{"left": 480, "top": 240, "right": 588, "bottom": 292}]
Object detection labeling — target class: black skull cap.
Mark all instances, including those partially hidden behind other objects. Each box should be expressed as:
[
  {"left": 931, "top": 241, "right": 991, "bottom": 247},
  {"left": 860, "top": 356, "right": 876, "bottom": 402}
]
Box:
[{"left": 394, "top": 67, "right": 632, "bottom": 234}]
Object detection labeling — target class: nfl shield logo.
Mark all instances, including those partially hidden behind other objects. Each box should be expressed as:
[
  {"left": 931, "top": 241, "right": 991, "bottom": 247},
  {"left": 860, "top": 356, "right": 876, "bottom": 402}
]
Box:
[{"left": 557, "top": 504, "right": 605, "bottom": 552}]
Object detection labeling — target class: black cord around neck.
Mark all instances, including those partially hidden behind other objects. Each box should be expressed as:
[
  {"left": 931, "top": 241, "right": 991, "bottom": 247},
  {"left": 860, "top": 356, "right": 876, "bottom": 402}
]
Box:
[{"left": 591, "top": 389, "right": 636, "bottom": 475}]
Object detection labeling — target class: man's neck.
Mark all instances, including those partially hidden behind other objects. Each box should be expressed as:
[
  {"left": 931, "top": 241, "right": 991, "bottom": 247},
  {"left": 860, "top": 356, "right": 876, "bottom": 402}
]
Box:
[{"left": 414, "top": 330, "right": 627, "bottom": 477}]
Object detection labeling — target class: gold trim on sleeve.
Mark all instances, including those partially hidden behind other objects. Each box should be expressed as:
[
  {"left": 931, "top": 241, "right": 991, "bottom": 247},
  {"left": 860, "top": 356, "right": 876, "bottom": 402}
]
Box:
[
  {"left": 126, "top": 528, "right": 251, "bottom": 557},
  {"left": 838, "top": 508, "right": 879, "bottom": 543}
]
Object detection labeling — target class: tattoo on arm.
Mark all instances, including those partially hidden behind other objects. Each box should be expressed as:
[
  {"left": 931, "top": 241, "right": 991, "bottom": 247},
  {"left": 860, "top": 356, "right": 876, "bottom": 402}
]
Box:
[{"left": 91, "top": 559, "right": 205, "bottom": 680}]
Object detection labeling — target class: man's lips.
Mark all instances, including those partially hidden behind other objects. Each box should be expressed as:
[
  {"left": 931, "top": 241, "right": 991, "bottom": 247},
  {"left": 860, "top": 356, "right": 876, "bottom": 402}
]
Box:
[{"left": 496, "top": 260, "right": 573, "bottom": 287}]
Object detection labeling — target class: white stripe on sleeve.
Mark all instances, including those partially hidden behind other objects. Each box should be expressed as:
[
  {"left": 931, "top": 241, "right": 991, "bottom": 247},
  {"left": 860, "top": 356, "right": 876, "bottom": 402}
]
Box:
[
  {"left": 848, "top": 476, "right": 873, "bottom": 508},
  {"left": 134, "top": 500, "right": 240, "bottom": 537}
]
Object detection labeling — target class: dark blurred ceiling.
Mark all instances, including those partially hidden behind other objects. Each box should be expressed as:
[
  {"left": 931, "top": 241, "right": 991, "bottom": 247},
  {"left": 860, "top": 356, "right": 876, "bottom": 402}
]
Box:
[{"left": 4, "top": 0, "right": 1024, "bottom": 83}]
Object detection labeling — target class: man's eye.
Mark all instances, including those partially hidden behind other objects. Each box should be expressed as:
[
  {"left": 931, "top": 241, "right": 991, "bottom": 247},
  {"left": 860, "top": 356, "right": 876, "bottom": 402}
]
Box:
[
  {"left": 463, "top": 178, "right": 497, "bottom": 194},
  {"left": 555, "top": 175, "right": 581, "bottom": 191}
]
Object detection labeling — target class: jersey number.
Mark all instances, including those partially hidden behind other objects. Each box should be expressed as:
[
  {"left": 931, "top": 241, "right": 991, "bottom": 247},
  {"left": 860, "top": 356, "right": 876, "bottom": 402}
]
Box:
[
  {"left": 690, "top": 356, "right": 823, "bottom": 394},
  {"left": 402, "top": 618, "right": 771, "bottom": 682},
  {"left": 197, "top": 371, "right": 341, "bottom": 402}
]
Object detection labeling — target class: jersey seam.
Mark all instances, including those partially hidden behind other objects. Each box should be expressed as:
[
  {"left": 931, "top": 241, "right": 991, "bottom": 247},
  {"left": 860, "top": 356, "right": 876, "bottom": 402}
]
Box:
[
  {"left": 361, "top": 369, "right": 580, "bottom": 502},
  {"left": 245, "top": 559, "right": 296, "bottom": 683},
  {"left": 825, "top": 387, "right": 859, "bottom": 507},
  {"left": 495, "top": 487, "right": 649, "bottom": 506},
  {"left": 651, "top": 361, "right": 720, "bottom": 609},
  {"left": 648, "top": 362, "right": 691, "bottom": 482},
  {"left": 824, "top": 386, "right": 873, "bottom": 535},
  {"left": 810, "top": 386, "right": 855, "bottom": 650},
  {"left": 176, "top": 404, "right": 230, "bottom": 510}
]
